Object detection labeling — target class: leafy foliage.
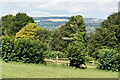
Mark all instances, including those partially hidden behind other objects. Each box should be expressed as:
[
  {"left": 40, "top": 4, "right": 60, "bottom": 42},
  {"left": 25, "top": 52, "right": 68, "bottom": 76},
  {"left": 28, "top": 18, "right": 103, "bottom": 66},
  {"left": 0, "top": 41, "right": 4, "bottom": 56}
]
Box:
[
  {"left": 97, "top": 49, "right": 119, "bottom": 72},
  {"left": 65, "top": 15, "right": 86, "bottom": 68},
  {"left": 15, "top": 23, "right": 42, "bottom": 39},
  {"left": 2, "top": 13, "right": 34, "bottom": 36},
  {"left": 87, "top": 12, "right": 120, "bottom": 59},
  {"left": 49, "top": 15, "right": 86, "bottom": 51},
  {"left": 49, "top": 15, "right": 87, "bottom": 68},
  {"left": 84, "top": 56, "right": 95, "bottom": 62},
  {"left": 45, "top": 51, "right": 66, "bottom": 59},
  {"left": 67, "top": 41, "right": 86, "bottom": 67},
  {"left": 35, "top": 28, "right": 51, "bottom": 43},
  {"left": 12, "top": 39, "right": 48, "bottom": 63},
  {"left": 49, "top": 29, "right": 70, "bottom": 52},
  {"left": 101, "top": 12, "right": 120, "bottom": 28},
  {"left": 2, "top": 36, "right": 14, "bottom": 62}
]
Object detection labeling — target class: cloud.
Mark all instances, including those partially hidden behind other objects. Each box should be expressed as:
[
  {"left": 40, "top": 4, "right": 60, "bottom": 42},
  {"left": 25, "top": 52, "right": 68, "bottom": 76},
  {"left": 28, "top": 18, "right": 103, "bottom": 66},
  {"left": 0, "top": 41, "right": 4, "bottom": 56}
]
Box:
[
  {"left": 0, "top": 0, "right": 119, "bottom": 2},
  {"left": 0, "top": 1, "right": 118, "bottom": 19},
  {"left": 28, "top": 11, "right": 51, "bottom": 17},
  {"left": 37, "top": 0, "right": 63, "bottom": 8}
]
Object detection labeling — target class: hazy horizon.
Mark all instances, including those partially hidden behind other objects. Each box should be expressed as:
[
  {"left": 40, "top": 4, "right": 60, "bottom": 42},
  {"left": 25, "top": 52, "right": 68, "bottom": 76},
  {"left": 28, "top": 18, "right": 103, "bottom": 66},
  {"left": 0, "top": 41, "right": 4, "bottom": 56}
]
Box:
[
  {"left": 33, "top": 16, "right": 104, "bottom": 20},
  {"left": 0, "top": 0, "right": 119, "bottom": 19}
]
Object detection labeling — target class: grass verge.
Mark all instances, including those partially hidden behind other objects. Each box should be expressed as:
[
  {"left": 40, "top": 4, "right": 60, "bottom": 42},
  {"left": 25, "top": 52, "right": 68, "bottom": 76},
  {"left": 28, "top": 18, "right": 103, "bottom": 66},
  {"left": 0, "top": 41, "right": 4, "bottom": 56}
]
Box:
[{"left": 2, "top": 61, "right": 118, "bottom": 78}]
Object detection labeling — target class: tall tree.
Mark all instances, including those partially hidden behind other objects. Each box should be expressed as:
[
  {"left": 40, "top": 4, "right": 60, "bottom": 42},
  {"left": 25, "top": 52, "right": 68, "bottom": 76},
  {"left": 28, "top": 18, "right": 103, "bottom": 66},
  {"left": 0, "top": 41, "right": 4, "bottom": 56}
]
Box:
[
  {"left": 2, "top": 13, "right": 34, "bottom": 36},
  {"left": 87, "top": 12, "right": 120, "bottom": 58},
  {"left": 50, "top": 15, "right": 87, "bottom": 68},
  {"left": 49, "top": 15, "right": 86, "bottom": 53},
  {"left": 65, "top": 15, "right": 87, "bottom": 68}
]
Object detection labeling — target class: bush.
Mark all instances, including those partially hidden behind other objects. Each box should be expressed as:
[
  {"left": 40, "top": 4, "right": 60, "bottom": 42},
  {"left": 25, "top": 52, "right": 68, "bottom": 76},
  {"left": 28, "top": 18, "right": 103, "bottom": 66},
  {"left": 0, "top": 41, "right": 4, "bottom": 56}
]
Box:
[
  {"left": 85, "top": 56, "right": 95, "bottom": 62},
  {"left": 2, "top": 36, "right": 14, "bottom": 62},
  {"left": 11, "top": 39, "right": 48, "bottom": 64},
  {"left": 97, "top": 49, "right": 119, "bottom": 72},
  {"left": 67, "top": 41, "right": 86, "bottom": 68},
  {"left": 45, "top": 51, "right": 66, "bottom": 59}
]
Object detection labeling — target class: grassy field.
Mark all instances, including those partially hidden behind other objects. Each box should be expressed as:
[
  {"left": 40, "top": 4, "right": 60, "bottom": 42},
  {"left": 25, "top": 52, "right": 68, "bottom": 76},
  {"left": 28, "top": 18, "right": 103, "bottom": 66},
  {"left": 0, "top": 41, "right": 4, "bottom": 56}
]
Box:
[{"left": 2, "top": 61, "right": 118, "bottom": 78}]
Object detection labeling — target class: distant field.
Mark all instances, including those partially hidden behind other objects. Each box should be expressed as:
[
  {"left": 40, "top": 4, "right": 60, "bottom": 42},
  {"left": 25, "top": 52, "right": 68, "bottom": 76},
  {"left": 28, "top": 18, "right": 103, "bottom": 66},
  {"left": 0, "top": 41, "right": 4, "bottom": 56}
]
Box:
[
  {"left": 2, "top": 61, "right": 118, "bottom": 78},
  {"left": 33, "top": 17, "right": 103, "bottom": 31}
]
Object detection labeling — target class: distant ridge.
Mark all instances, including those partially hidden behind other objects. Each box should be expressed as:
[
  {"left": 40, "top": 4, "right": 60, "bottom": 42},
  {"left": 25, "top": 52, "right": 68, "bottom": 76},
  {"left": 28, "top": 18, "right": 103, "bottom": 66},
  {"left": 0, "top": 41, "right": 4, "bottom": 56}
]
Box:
[{"left": 33, "top": 17, "right": 104, "bottom": 32}]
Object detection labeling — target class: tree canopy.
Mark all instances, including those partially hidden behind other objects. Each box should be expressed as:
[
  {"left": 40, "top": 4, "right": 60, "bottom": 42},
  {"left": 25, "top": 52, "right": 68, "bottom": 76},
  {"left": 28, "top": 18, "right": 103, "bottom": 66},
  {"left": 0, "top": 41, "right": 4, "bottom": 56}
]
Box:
[
  {"left": 2, "top": 13, "right": 34, "bottom": 36},
  {"left": 87, "top": 12, "right": 120, "bottom": 71},
  {"left": 15, "top": 23, "right": 42, "bottom": 39}
]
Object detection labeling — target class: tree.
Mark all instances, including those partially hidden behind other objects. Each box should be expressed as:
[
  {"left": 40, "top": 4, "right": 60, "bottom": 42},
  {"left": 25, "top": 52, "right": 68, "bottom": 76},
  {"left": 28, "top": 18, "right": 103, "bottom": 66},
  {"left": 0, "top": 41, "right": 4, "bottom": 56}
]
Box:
[
  {"left": 2, "top": 13, "right": 34, "bottom": 36},
  {"left": 48, "top": 15, "right": 87, "bottom": 68},
  {"left": 49, "top": 29, "right": 70, "bottom": 52},
  {"left": 49, "top": 15, "right": 86, "bottom": 52},
  {"left": 67, "top": 41, "right": 86, "bottom": 68},
  {"left": 15, "top": 23, "right": 42, "bottom": 39},
  {"left": 63, "top": 15, "right": 87, "bottom": 68},
  {"left": 35, "top": 28, "right": 51, "bottom": 43},
  {"left": 2, "top": 15, "right": 14, "bottom": 36},
  {"left": 87, "top": 12, "right": 120, "bottom": 59},
  {"left": 87, "top": 27, "right": 118, "bottom": 58}
]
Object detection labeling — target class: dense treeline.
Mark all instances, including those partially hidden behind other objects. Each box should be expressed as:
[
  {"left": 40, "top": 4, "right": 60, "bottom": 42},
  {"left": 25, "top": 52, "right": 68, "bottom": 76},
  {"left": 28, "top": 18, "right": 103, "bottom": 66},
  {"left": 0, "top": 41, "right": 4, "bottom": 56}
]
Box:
[
  {"left": 2, "top": 13, "right": 34, "bottom": 36},
  {"left": 87, "top": 12, "right": 120, "bottom": 71},
  {"left": 1, "top": 12, "right": 120, "bottom": 71},
  {"left": 88, "top": 12, "right": 120, "bottom": 58}
]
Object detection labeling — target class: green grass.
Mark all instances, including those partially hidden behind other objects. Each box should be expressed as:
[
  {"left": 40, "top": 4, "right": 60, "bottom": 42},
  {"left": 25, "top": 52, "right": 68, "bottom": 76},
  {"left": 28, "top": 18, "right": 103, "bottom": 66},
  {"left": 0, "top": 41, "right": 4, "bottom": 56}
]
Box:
[{"left": 2, "top": 61, "right": 118, "bottom": 78}]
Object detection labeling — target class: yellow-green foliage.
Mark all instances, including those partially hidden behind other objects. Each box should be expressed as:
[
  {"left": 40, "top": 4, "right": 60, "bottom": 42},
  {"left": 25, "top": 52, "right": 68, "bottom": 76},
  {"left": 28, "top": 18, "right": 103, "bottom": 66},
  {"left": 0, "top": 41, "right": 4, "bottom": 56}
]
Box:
[
  {"left": 15, "top": 23, "right": 42, "bottom": 39},
  {"left": 85, "top": 56, "right": 95, "bottom": 62}
]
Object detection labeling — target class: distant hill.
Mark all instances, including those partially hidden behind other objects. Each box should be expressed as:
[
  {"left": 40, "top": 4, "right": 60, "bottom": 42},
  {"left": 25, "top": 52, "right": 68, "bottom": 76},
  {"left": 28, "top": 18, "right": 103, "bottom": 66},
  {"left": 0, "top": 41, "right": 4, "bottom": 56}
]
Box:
[{"left": 33, "top": 17, "right": 104, "bottom": 33}]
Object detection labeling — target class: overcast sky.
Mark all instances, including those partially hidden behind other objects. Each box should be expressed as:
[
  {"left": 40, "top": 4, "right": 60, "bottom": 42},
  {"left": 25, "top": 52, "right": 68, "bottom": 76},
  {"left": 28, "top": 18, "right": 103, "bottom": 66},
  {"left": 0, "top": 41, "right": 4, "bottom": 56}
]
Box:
[{"left": 0, "top": 0, "right": 119, "bottom": 19}]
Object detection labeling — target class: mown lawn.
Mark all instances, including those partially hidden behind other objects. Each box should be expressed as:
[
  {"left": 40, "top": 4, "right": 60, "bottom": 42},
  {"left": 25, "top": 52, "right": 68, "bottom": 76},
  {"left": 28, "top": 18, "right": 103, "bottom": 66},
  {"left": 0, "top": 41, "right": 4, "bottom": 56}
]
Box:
[{"left": 2, "top": 61, "right": 118, "bottom": 78}]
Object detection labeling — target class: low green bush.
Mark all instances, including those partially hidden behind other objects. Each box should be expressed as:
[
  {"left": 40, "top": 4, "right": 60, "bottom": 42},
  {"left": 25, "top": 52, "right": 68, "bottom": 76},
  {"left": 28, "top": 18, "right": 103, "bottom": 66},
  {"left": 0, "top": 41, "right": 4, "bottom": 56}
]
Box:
[
  {"left": 85, "top": 56, "right": 95, "bottom": 62},
  {"left": 45, "top": 51, "right": 66, "bottom": 59},
  {"left": 2, "top": 37, "right": 48, "bottom": 64},
  {"left": 2, "top": 36, "right": 14, "bottom": 62},
  {"left": 67, "top": 41, "right": 86, "bottom": 68},
  {"left": 11, "top": 39, "right": 48, "bottom": 63},
  {"left": 97, "top": 49, "right": 119, "bottom": 72}
]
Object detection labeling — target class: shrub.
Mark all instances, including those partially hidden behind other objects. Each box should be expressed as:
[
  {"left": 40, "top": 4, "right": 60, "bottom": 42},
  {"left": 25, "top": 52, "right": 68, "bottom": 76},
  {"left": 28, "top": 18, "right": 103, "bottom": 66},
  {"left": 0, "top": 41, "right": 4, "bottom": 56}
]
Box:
[
  {"left": 12, "top": 39, "right": 48, "bottom": 64},
  {"left": 2, "top": 36, "right": 14, "bottom": 62},
  {"left": 45, "top": 51, "right": 66, "bottom": 59},
  {"left": 85, "top": 56, "right": 95, "bottom": 62},
  {"left": 97, "top": 49, "right": 119, "bottom": 72},
  {"left": 67, "top": 41, "right": 86, "bottom": 68}
]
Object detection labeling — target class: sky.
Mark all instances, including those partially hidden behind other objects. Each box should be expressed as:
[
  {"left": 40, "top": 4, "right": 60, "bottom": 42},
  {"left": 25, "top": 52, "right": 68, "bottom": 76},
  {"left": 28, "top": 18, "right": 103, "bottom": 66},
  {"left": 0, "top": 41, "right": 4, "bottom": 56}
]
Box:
[{"left": 0, "top": 0, "right": 119, "bottom": 19}]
